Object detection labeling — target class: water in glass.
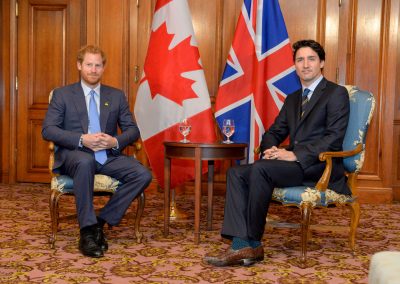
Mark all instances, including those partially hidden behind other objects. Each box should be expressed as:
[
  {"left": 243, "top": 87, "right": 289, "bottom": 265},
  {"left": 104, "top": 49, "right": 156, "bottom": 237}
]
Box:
[
  {"left": 222, "top": 119, "right": 235, "bottom": 144},
  {"left": 179, "top": 119, "right": 191, "bottom": 143}
]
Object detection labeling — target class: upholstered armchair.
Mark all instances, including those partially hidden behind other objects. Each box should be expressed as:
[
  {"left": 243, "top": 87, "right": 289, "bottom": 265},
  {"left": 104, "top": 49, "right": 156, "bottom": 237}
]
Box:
[
  {"left": 260, "top": 85, "right": 375, "bottom": 268},
  {"left": 47, "top": 90, "right": 145, "bottom": 248}
]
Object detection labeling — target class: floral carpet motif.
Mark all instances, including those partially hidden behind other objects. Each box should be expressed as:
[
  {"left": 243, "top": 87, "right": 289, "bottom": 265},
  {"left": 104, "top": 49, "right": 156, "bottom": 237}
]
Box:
[{"left": 0, "top": 183, "right": 399, "bottom": 283}]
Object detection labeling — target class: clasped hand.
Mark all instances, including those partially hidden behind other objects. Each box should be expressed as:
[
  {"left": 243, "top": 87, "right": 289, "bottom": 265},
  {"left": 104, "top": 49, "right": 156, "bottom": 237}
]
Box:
[
  {"left": 82, "top": 133, "right": 117, "bottom": 151},
  {"left": 263, "top": 146, "right": 297, "bottom": 161}
]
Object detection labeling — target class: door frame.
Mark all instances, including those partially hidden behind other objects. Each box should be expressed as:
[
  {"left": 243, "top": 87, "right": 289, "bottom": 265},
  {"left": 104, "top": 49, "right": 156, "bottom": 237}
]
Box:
[{"left": 0, "top": 0, "right": 18, "bottom": 183}]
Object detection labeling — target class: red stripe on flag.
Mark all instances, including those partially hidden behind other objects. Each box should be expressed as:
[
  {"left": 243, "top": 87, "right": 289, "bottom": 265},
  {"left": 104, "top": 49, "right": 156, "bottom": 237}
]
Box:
[{"left": 252, "top": 0, "right": 258, "bottom": 30}]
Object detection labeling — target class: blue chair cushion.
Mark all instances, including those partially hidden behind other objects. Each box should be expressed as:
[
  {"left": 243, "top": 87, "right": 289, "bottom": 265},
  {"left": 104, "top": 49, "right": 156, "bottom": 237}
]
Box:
[
  {"left": 272, "top": 186, "right": 355, "bottom": 207},
  {"left": 51, "top": 174, "right": 120, "bottom": 193}
]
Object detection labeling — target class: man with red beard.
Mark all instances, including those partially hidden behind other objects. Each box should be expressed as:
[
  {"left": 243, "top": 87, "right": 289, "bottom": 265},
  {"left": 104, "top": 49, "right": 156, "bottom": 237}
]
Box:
[{"left": 42, "top": 45, "right": 151, "bottom": 258}]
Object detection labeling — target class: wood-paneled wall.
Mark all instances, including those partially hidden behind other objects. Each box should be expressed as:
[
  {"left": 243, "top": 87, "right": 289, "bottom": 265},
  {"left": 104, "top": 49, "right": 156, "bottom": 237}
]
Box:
[
  {"left": 394, "top": 1, "right": 400, "bottom": 200},
  {"left": 1, "top": 0, "right": 399, "bottom": 203}
]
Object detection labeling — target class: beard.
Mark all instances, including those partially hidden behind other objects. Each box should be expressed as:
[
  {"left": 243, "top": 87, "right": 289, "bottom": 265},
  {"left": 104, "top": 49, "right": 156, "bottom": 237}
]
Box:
[{"left": 81, "top": 73, "right": 101, "bottom": 86}]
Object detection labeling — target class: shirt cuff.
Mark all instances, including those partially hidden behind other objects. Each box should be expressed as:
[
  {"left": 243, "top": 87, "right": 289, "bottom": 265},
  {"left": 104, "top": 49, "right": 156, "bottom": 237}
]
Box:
[{"left": 78, "top": 135, "right": 83, "bottom": 148}]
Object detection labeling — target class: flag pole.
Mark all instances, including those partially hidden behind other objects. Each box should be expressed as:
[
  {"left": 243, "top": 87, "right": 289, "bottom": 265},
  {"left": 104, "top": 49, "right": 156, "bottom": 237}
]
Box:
[
  {"left": 169, "top": 187, "right": 187, "bottom": 219},
  {"left": 158, "top": 185, "right": 187, "bottom": 219}
]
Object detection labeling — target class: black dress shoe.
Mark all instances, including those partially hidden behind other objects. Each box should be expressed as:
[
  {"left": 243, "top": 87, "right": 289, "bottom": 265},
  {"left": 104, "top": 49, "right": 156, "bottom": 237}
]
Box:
[
  {"left": 79, "top": 231, "right": 104, "bottom": 258},
  {"left": 204, "top": 246, "right": 264, "bottom": 267},
  {"left": 94, "top": 226, "right": 108, "bottom": 252}
]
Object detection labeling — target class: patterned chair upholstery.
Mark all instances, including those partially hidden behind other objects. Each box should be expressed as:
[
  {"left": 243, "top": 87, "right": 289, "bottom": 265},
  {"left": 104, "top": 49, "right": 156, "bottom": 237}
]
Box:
[
  {"left": 47, "top": 90, "right": 146, "bottom": 248},
  {"left": 266, "top": 85, "right": 375, "bottom": 267}
]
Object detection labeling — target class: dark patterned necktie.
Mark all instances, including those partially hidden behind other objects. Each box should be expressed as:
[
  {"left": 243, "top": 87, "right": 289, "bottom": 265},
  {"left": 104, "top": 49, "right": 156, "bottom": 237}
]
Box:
[{"left": 301, "top": 88, "right": 311, "bottom": 118}]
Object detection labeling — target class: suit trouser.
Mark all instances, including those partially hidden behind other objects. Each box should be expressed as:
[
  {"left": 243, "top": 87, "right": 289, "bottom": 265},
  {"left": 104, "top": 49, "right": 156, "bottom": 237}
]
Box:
[
  {"left": 61, "top": 150, "right": 152, "bottom": 228},
  {"left": 221, "top": 159, "right": 304, "bottom": 241}
]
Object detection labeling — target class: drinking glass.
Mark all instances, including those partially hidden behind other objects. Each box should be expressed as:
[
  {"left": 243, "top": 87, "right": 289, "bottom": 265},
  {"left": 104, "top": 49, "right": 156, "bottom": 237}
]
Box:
[
  {"left": 222, "top": 119, "right": 235, "bottom": 144},
  {"left": 178, "top": 118, "right": 191, "bottom": 143}
]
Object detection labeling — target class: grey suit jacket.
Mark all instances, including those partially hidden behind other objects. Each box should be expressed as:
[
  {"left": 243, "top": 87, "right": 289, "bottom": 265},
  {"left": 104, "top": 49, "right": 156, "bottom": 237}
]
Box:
[
  {"left": 42, "top": 82, "right": 140, "bottom": 172},
  {"left": 260, "top": 78, "right": 351, "bottom": 194}
]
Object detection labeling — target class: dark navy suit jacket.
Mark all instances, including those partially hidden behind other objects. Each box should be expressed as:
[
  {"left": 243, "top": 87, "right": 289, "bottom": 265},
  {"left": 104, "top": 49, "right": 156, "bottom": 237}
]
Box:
[
  {"left": 42, "top": 82, "right": 140, "bottom": 172},
  {"left": 260, "top": 78, "right": 351, "bottom": 195}
]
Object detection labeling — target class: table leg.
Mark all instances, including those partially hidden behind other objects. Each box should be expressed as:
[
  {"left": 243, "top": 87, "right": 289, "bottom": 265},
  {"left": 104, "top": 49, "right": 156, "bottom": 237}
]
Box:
[
  {"left": 194, "top": 147, "right": 202, "bottom": 244},
  {"left": 164, "top": 156, "right": 171, "bottom": 237},
  {"left": 207, "top": 160, "right": 214, "bottom": 230}
]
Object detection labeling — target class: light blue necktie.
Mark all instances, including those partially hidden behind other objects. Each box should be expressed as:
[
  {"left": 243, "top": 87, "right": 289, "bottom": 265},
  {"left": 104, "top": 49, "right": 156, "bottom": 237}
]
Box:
[
  {"left": 301, "top": 88, "right": 311, "bottom": 117},
  {"left": 88, "top": 90, "right": 107, "bottom": 164}
]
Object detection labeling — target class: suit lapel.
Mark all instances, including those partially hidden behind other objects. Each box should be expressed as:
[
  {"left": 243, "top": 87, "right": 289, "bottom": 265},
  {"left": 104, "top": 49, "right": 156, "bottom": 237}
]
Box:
[
  {"left": 293, "top": 89, "right": 303, "bottom": 128},
  {"left": 71, "top": 83, "right": 89, "bottom": 133},
  {"left": 99, "top": 86, "right": 112, "bottom": 132}
]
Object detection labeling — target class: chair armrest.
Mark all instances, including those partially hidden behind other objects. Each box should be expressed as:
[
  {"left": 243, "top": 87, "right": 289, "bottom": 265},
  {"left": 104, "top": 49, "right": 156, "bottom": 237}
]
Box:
[
  {"left": 133, "top": 141, "right": 142, "bottom": 152},
  {"left": 129, "top": 141, "right": 143, "bottom": 159},
  {"left": 49, "top": 141, "right": 55, "bottom": 174},
  {"left": 318, "top": 143, "right": 363, "bottom": 161},
  {"left": 315, "top": 143, "right": 363, "bottom": 191}
]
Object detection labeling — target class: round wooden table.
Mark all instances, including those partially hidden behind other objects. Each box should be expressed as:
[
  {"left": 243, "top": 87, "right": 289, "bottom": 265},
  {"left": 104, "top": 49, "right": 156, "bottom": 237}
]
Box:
[{"left": 163, "top": 142, "right": 247, "bottom": 244}]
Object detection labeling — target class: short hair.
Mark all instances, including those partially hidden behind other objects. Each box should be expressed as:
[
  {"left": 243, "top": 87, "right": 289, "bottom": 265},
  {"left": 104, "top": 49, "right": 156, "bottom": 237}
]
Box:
[
  {"left": 292, "top": 40, "right": 325, "bottom": 62},
  {"left": 77, "top": 45, "right": 107, "bottom": 65}
]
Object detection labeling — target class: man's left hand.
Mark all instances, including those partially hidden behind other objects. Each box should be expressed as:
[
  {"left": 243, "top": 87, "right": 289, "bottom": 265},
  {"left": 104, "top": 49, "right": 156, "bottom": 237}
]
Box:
[
  {"left": 96, "top": 133, "right": 117, "bottom": 150},
  {"left": 264, "top": 146, "right": 297, "bottom": 161}
]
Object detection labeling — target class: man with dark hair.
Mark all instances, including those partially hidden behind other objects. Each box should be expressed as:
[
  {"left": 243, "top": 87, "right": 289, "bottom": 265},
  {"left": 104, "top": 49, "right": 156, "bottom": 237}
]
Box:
[
  {"left": 42, "top": 45, "right": 152, "bottom": 258},
  {"left": 292, "top": 39, "right": 326, "bottom": 62},
  {"left": 204, "top": 39, "right": 350, "bottom": 267}
]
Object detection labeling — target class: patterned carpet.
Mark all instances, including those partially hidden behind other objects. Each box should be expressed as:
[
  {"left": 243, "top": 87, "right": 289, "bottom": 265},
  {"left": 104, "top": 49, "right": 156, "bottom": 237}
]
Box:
[{"left": 0, "top": 183, "right": 399, "bottom": 283}]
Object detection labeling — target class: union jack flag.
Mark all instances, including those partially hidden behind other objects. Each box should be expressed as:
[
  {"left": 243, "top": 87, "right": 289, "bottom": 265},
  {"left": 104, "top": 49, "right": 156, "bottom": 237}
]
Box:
[{"left": 215, "top": 0, "right": 300, "bottom": 163}]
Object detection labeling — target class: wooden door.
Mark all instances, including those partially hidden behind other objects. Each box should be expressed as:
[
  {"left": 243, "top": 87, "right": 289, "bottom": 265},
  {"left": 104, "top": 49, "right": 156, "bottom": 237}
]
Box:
[
  {"left": 84, "top": 0, "right": 145, "bottom": 162},
  {"left": 16, "top": 0, "right": 83, "bottom": 182}
]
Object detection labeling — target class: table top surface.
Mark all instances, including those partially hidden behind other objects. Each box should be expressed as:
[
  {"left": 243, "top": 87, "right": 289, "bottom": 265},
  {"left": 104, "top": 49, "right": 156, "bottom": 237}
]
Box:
[
  {"left": 163, "top": 141, "right": 248, "bottom": 160},
  {"left": 163, "top": 141, "right": 247, "bottom": 148}
]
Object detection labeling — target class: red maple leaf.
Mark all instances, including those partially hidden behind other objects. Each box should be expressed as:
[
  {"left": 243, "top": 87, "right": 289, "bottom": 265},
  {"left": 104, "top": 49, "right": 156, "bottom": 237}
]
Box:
[{"left": 143, "top": 22, "right": 202, "bottom": 106}]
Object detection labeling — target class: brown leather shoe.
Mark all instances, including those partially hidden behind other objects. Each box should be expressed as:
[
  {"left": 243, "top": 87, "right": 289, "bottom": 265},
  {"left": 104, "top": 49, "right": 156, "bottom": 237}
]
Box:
[{"left": 204, "top": 246, "right": 264, "bottom": 267}]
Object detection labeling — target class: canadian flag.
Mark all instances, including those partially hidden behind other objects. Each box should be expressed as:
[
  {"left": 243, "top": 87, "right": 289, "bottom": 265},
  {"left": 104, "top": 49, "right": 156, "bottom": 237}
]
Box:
[{"left": 134, "top": 0, "right": 216, "bottom": 189}]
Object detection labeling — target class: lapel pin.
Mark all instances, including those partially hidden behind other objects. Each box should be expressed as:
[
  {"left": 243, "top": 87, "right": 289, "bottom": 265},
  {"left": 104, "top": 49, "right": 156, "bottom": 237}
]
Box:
[{"left": 104, "top": 102, "right": 109, "bottom": 107}]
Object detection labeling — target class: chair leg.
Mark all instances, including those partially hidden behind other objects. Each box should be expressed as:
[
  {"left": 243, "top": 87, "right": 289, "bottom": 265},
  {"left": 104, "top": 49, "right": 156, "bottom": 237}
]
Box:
[
  {"left": 134, "top": 192, "right": 145, "bottom": 243},
  {"left": 348, "top": 200, "right": 360, "bottom": 254},
  {"left": 49, "top": 190, "right": 62, "bottom": 249},
  {"left": 300, "top": 202, "right": 313, "bottom": 268}
]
